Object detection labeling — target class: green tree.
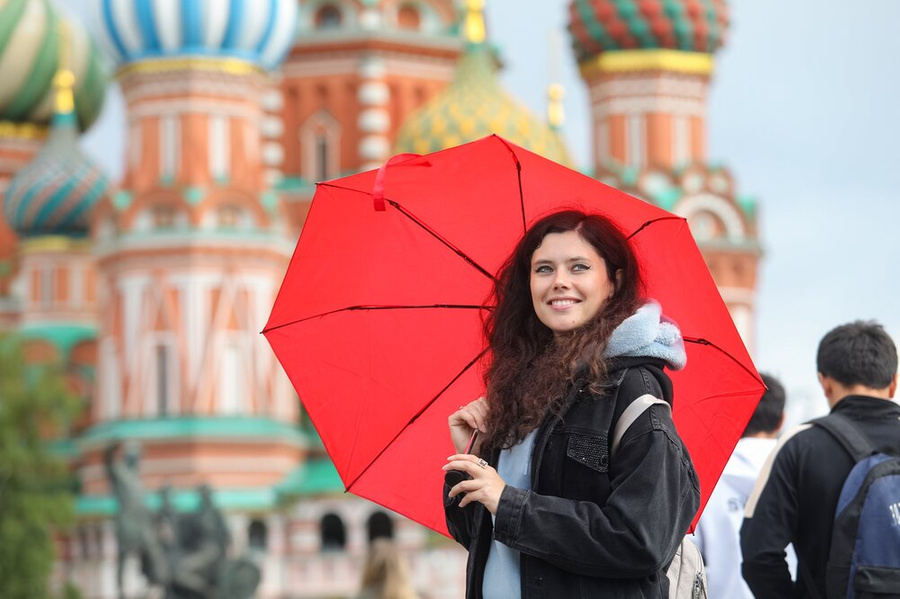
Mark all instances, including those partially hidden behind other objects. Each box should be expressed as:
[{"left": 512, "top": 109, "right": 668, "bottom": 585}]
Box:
[{"left": 0, "top": 334, "right": 81, "bottom": 599}]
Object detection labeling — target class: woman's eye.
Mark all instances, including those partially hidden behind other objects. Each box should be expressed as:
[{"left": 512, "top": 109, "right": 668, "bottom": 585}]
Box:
[
  {"left": 535, "top": 265, "right": 552, "bottom": 274},
  {"left": 572, "top": 263, "right": 591, "bottom": 271}
]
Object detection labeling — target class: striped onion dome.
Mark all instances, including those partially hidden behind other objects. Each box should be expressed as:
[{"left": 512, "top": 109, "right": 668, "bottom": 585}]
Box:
[
  {"left": 568, "top": 0, "right": 729, "bottom": 61},
  {"left": 0, "top": 0, "right": 107, "bottom": 131},
  {"left": 393, "top": 44, "right": 573, "bottom": 166},
  {"left": 92, "top": 0, "right": 299, "bottom": 71},
  {"left": 4, "top": 76, "right": 109, "bottom": 237}
]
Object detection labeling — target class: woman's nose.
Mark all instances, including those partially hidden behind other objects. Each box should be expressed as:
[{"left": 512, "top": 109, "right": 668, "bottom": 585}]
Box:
[{"left": 553, "top": 272, "right": 569, "bottom": 288}]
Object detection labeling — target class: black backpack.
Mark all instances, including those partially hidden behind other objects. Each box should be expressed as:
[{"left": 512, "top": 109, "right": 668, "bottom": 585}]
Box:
[{"left": 810, "top": 413, "right": 900, "bottom": 599}]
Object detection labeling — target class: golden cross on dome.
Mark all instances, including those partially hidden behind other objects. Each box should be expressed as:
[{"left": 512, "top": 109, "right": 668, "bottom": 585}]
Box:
[
  {"left": 54, "top": 21, "right": 75, "bottom": 115},
  {"left": 547, "top": 83, "right": 565, "bottom": 129},
  {"left": 547, "top": 29, "right": 565, "bottom": 129},
  {"left": 463, "top": 0, "right": 486, "bottom": 44}
]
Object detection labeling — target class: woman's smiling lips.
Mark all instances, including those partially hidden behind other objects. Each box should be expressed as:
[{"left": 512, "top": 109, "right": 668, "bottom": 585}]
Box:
[{"left": 548, "top": 297, "right": 581, "bottom": 310}]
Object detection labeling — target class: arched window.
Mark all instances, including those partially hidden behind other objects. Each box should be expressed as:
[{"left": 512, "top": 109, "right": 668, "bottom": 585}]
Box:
[
  {"left": 367, "top": 511, "right": 394, "bottom": 543},
  {"left": 209, "top": 114, "right": 230, "bottom": 181},
  {"left": 155, "top": 343, "right": 171, "bottom": 416},
  {"left": 248, "top": 519, "right": 268, "bottom": 552},
  {"left": 39, "top": 265, "right": 54, "bottom": 307},
  {"left": 159, "top": 115, "right": 180, "bottom": 181},
  {"left": 219, "top": 337, "right": 244, "bottom": 415},
  {"left": 397, "top": 4, "right": 421, "bottom": 30},
  {"left": 626, "top": 114, "right": 645, "bottom": 169},
  {"left": 101, "top": 338, "right": 122, "bottom": 419},
  {"left": 148, "top": 331, "right": 178, "bottom": 418},
  {"left": 315, "top": 134, "right": 329, "bottom": 182},
  {"left": 218, "top": 205, "right": 241, "bottom": 229},
  {"left": 153, "top": 206, "right": 176, "bottom": 230},
  {"left": 301, "top": 110, "right": 341, "bottom": 182},
  {"left": 320, "top": 513, "right": 346, "bottom": 551},
  {"left": 315, "top": 4, "right": 342, "bottom": 29}
]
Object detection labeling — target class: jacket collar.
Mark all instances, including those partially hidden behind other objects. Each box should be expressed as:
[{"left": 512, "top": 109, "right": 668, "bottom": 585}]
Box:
[{"left": 831, "top": 394, "right": 900, "bottom": 418}]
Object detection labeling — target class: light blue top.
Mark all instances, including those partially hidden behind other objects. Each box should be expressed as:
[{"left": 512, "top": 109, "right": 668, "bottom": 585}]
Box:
[{"left": 482, "top": 428, "right": 538, "bottom": 599}]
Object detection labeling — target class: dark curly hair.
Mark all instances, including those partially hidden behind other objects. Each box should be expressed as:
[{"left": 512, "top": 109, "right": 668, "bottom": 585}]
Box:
[{"left": 481, "top": 210, "right": 644, "bottom": 452}]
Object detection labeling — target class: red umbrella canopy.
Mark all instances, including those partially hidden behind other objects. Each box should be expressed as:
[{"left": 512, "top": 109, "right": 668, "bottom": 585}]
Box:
[{"left": 264, "top": 135, "right": 764, "bottom": 535}]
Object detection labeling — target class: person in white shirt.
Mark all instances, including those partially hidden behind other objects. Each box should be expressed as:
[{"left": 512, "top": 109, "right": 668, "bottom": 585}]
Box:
[{"left": 693, "top": 373, "right": 796, "bottom": 598}]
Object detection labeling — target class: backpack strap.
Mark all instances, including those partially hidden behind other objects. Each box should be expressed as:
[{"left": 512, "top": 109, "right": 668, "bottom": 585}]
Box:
[
  {"left": 611, "top": 394, "right": 670, "bottom": 457},
  {"left": 811, "top": 413, "right": 877, "bottom": 463}
]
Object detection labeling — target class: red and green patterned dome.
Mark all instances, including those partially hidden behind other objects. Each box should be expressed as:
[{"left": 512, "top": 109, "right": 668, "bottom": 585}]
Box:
[{"left": 568, "top": 0, "right": 729, "bottom": 62}]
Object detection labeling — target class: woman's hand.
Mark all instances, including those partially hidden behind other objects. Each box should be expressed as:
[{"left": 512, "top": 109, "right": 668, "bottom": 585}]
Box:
[
  {"left": 443, "top": 454, "right": 506, "bottom": 515},
  {"left": 448, "top": 397, "right": 488, "bottom": 455}
]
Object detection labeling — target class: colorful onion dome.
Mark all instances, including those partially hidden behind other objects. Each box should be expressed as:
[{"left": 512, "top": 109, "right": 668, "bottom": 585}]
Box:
[
  {"left": 92, "top": 0, "right": 299, "bottom": 71},
  {"left": 568, "top": 0, "right": 729, "bottom": 62},
  {"left": 394, "top": 3, "right": 572, "bottom": 167},
  {"left": 0, "top": 0, "right": 108, "bottom": 131},
  {"left": 4, "top": 72, "right": 109, "bottom": 237}
]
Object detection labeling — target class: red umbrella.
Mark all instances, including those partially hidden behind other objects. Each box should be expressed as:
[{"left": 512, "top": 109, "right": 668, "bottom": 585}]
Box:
[{"left": 264, "top": 135, "right": 764, "bottom": 536}]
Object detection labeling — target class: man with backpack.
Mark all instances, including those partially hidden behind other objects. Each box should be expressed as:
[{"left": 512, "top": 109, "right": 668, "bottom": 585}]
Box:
[{"left": 740, "top": 321, "right": 900, "bottom": 598}]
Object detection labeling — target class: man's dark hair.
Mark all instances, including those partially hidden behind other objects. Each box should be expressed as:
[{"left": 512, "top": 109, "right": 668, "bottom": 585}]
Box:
[
  {"left": 816, "top": 320, "right": 898, "bottom": 389},
  {"left": 743, "top": 373, "right": 786, "bottom": 436}
]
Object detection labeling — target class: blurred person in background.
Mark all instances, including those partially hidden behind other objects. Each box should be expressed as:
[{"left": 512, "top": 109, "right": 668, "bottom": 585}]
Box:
[
  {"left": 355, "top": 538, "right": 420, "bottom": 599},
  {"left": 693, "top": 372, "right": 796, "bottom": 598}
]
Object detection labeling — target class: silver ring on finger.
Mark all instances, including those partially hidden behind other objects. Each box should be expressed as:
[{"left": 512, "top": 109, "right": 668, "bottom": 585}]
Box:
[{"left": 477, "top": 458, "right": 488, "bottom": 469}]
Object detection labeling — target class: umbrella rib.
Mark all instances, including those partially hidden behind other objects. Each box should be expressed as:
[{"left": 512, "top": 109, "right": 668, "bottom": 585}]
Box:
[
  {"left": 387, "top": 200, "right": 498, "bottom": 283},
  {"left": 684, "top": 337, "right": 763, "bottom": 383},
  {"left": 316, "top": 181, "right": 371, "bottom": 194},
  {"left": 316, "top": 182, "right": 498, "bottom": 283},
  {"left": 262, "top": 304, "right": 491, "bottom": 334},
  {"left": 626, "top": 216, "right": 686, "bottom": 240},
  {"left": 489, "top": 136, "right": 527, "bottom": 233},
  {"left": 343, "top": 347, "right": 491, "bottom": 493},
  {"left": 515, "top": 160, "right": 526, "bottom": 233}
]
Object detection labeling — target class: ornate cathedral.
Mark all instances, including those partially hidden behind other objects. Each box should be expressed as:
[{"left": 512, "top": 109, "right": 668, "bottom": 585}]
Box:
[{"left": 0, "top": 0, "right": 758, "bottom": 597}]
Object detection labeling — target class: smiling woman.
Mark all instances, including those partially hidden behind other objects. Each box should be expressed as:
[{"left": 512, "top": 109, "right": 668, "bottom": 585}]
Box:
[
  {"left": 444, "top": 209, "right": 700, "bottom": 598},
  {"left": 530, "top": 230, "right": 618, "bottom": 335}
]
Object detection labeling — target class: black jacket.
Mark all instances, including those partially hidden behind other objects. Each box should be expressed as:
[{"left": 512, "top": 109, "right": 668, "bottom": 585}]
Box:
[
  {"left": 740, "top": 395, "right": 900, "bottom": 598},
  {"left": 444, "top": 358, "right": 701, "bottom": 599}
]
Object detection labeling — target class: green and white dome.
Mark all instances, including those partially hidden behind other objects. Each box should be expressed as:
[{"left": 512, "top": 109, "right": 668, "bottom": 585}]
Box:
[
  {"left": 4, "top": 71, "right": 109, "bottom": 237},
  {"left": 0, "top": 0, "right": 108, "bottom": 132}
]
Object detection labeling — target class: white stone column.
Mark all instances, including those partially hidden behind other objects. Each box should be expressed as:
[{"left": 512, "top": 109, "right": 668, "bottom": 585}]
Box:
[
  {"left": 261, "top": 75, "right": 285, "bottom": 187},
  {"left": 357, "top": 57, "right": 391, "bottom": 170}
]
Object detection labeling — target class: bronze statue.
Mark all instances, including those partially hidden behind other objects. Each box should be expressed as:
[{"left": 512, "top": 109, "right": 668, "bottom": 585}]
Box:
[
  {"left": 104, "top": 442, "right": 170, "bottom": 598},
  {"left": 104, "top": 442, "right": 261, "bottom": 599}
]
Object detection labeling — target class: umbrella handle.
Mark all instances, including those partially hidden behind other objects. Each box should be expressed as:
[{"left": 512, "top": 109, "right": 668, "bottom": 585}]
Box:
[{"left": 372, "top": 153, "right": 431, "bottom": 211}]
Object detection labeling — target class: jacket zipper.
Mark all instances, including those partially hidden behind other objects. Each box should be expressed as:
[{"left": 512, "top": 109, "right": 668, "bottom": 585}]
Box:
[{"left": 692, "top": 572, "right": 705, "bottom": 599}]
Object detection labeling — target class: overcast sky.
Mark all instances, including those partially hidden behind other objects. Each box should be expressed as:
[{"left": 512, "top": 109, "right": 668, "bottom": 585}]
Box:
[{"left": 65, "top": 0, "right": 900, "bottom": 426}]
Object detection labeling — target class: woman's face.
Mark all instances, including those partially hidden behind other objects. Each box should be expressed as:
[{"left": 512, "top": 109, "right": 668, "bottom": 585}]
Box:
[{"left": 529, "top": 230, "right": 616, "bottom": 335}]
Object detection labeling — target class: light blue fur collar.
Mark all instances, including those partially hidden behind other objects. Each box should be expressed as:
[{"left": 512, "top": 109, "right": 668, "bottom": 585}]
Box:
[{"left": 603, "top": 300, "right": 687, "bottom": 370}]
